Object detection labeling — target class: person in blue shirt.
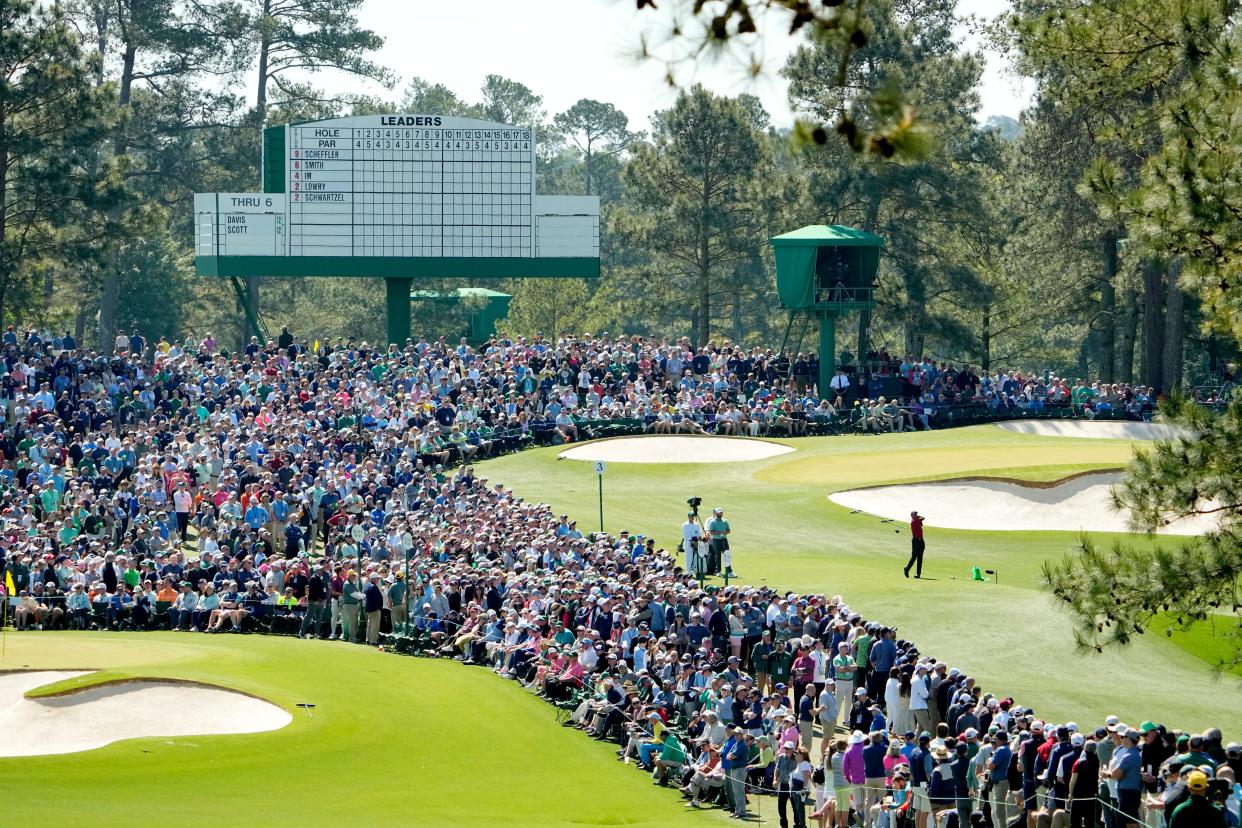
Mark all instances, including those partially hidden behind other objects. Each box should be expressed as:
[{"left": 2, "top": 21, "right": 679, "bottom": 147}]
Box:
[
  {"left": 867, "top": 627, "right": 897, "bottom": 698},
  {"left": 988, "top": 732, "right": 1014, "bottom": 828},
  {"left": 862, "top": 730, "right": 889, "bottom": 818},
  {"left": 686, "top": 614, "right": 710, "bottom": 649},
  {"left": 1108, "top": 729, "right": 1144, "bottom": 826},
  {"left": 721, "top": 726, "right": 749, "bottom": 819},
  {"left": 244, "top": 501, "right": 270, "bottom": 530}
]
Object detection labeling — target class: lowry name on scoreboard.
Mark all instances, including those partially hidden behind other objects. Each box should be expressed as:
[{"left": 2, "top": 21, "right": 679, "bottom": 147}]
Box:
[{"left": 195, "top": 115, "right": 598, "bottom": 262}]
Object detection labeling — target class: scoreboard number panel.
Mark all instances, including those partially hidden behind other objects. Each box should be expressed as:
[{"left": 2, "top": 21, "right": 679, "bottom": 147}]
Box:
[{"left": 285, "top": 115, "right": 536, "bottom": 259}]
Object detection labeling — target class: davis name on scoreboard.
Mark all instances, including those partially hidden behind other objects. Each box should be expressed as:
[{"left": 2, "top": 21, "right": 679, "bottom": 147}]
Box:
[
  {"left": 194, "top": 114, "right": 599, "bottom": 271},
  {"left": 194, "top": 193, "right": 286, "bottom": 257}
]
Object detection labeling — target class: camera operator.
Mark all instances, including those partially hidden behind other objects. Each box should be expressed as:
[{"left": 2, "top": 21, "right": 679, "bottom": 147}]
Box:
[
  {"left": 681, "top": 511, "right": 704, "bottom": 578},
  {"left": 707, "top": 507, "right": 732, "bottom": 577}
]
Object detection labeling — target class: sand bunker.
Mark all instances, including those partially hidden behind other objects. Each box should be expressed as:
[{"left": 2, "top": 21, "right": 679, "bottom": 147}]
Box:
[
  {"left": 829, "top": 471, "right": 1218, "bottom": 535},
  {"left": 996, "top": 420, "right": 1189, "bottom": 441},
  {"left": 559, "top": 435, "right": 794, "bottom": 464},
  {"left": 0, "top": 670, "right": 292, "bottom": 757}
]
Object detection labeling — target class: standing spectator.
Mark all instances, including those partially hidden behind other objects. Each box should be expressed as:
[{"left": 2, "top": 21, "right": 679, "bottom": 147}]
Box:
[
  {"left": 832, "top": 643, "right": 857, "bottom": 726},
  {"left": 363, "top": 573, "right": 384, "bottom": 644},
  {"left": 340, "top": 570, "right": 364, "bottom": 643},
  {"left": 1108, "top": 728, "right": 1144, "bottom": 827},
  {"left": 706, "top": 508, "right": 731, "bottom": 577}
]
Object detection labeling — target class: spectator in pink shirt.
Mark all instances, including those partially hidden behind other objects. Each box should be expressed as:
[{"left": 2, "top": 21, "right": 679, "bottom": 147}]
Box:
[{"left": 842, "top": 730, "right": 867, "bottom": 823}]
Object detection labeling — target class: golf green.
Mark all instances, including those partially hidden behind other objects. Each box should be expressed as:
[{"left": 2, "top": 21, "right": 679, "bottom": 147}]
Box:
[
  {"left": 0, "top": 632, "right": 729, "bottom": 826},
  {"left": 477, "top": 424, "right": 1242, "bottom": 735}
]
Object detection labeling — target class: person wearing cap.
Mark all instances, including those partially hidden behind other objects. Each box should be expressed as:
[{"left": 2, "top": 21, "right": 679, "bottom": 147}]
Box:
[
  {"left": 866, "top": 628, "right": 896, "bottom": 700},
  {"left": 1225, "top": 742, "right": 1242, "bottom": 779},
  {"left": 815, "top": 678, "right": 839, "bottom": 741},
  {"left": 363, "top": 571, "right": 385, "bottom": 645},
  {"left": 861, "top": 730, "right": 888, "bottom": 826},
  {"left": 706, "top": 507, "right": 729, "bottom": 577},
  {"left": 1067, "top": 737, "right": 1099, "bottom": 828},
  {"left": 721, "top": 724, "right": 749, "bottom": 819},
  {"left": 909, "top": 663, "right": 932, "bottom": 737},
  {"left": 842, "top": 730, "right": 867, "bottom": 825},
  {"left": 869, "top": 766, "right": 911, "bottom": 828},
  {"left": 986, "top": 730, "right": 1014, "bottom": 828},
  {"left": 926, "top": 741, "right": 957, "bottom": 819},
  {"left": 1168, "top": 769, "right": 1226, "bottom": 828},
  {"left": 832, "top": 643, "right": 857, "bottom": 727},
  {"left": 751, "top": 630, "right": 775, "bottom": 695},
  {"left": 1043, "top": 726, "right": 1075, "bottom": 809},
  {"left": 1175, "top": 733, "right": 1218, "bottom": 771},
  {"left": 849, "top": 687, "right": 874, "bottom": 734},
  {"left": 681, "top": 511, "right": 703, "bottom": 578},
  {"left": 651, "top": 728, "right": 686, "bottom": 786},
  {"left": 1107, "top": 728, "right": 1144, "bottom": 827},
  {"left": 775, "top": 739, "right": 800, "bottom": 828},
  {"left": 681, "top": 740, "right": 725, "bottom": 808},
  {"left": 1018, "top": 720, "right": 1044, "bottom": 817},
  {"left": 908, "top": 733, "right": 933, "bottom": 823}
]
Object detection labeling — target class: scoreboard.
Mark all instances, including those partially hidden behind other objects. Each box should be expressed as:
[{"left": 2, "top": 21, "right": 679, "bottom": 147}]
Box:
[
  {"left": 195, "top": 114, "right": 600, "bottom": 264},
  {"left": 286, "top": 115, "right": 536, "bottom": 259}
]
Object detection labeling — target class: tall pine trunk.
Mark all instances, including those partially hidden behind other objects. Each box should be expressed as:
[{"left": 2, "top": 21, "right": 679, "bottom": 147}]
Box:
[
  {"left": 245, "top": 0, "right": 275, "bottom": 342},
  {"left": 1117, "top": 278, "right": 1138, "bottom": 383},
  {"left": 98, "top": 43, "right": 136, "bottom": 353},
  {"left": 1098, "top": 231, "right": 1118, "bottom": 381},
  {"left": 1162, "top": 259, "right": 1185, "bottom": 392},
  {"left": 979, "top": 305, "right": 991, "bottom": 372},
  {"left": 1141, "top": 258, "right": 1165, "bottom": 391}
]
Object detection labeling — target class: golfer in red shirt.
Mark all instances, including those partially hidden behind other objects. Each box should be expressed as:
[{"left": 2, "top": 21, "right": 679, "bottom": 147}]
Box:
[{"left": 904, "top": 510, "right": 926, "bottom": 578}]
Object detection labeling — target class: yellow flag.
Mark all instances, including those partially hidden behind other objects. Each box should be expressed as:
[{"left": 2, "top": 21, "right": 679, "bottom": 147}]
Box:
[
  {"left": 313, "top": 339, "right": 320, "bottom": 353},
  {"left": 4, "top": 569, "right": 13, "bottom": 597}
]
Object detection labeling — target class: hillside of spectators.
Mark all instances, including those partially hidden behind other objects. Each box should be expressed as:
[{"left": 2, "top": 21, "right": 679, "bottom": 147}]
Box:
[{"left": 1, "top": 326, "right": 1238, "bottom": 828}]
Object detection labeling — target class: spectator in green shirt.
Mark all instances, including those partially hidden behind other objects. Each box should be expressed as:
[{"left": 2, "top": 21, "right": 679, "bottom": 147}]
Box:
[
  {"left": 769, "top": 639, "right": 793, "bottom": 692},
  {"left": 651, "top": 731, "right": 686, "bottom": 785},
  {"left": 751, "top": 630, "right": 775, "bottom": 694}
]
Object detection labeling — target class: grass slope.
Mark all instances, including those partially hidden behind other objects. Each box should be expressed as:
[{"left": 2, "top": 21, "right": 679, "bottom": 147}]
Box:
[
  {"left": 0, "top": 632, "right": 727, "bottom": 827},
  {"left": 477, "top": 425, "right": 1242, "bottom": 735}
]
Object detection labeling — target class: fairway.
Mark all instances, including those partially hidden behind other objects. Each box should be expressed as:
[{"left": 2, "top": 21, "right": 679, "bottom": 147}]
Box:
[
  {"left": 479, "top": 425, "right": 1242, "bottom": 735},
  {"left": 0, "top": 633, "right": 728, "bottom": 827}
]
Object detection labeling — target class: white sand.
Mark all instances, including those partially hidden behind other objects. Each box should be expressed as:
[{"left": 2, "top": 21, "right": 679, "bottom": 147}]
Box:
[
  {"left": 559, "top": 435, "right": 794, "bottom": 464},
  {"left": 0, "top": 670, "right": 292, "bottom": 757},
  {"left": 829, "top": 472, "right": 1218, "bottom": 535},
  {"left": 996, "top": 420, "right": 1190, "bottom": 441}
]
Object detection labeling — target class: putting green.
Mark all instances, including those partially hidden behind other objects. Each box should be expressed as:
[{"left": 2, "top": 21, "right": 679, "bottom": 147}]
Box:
[
  {"left": 480, "top": 425, "right": 1242, "bottom": 734},
  {"left": 0, "top": 633, "right": 727, "bottom": 826}
]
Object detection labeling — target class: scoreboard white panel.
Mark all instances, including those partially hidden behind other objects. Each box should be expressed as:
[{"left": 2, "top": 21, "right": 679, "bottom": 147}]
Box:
[
  {"left": 193, "top": 193, "right": 285, "bottom": 257},
  {"left": 285, "top": 115, "right": 536, "bottom": 258}
]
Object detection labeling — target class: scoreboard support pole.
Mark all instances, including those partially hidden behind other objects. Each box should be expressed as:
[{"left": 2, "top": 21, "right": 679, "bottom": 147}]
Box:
[
  {"left": 386, "top": 277, "right": 414, "bottom": 345},
  {"left": 817, "top": 310, "right": 836, "bottom": 397}
]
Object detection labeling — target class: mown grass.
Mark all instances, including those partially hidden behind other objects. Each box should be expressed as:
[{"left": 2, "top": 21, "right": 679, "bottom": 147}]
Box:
[
  {"left": 478, "top": 425, "right": 1241, "bottom": 735},
  {"left": 0, "top": 632, "right": 728, "bottom": 827}
]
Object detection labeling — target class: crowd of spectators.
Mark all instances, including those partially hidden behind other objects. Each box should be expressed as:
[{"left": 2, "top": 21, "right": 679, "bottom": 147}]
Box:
[{"left": 0, "top": 324, "right": 1237, "bottom": 828}]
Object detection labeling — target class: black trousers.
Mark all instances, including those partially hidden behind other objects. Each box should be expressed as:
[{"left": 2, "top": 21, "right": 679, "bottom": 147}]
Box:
[{"left": 905, "top": 537, "right": 925, "bottom": 576}]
